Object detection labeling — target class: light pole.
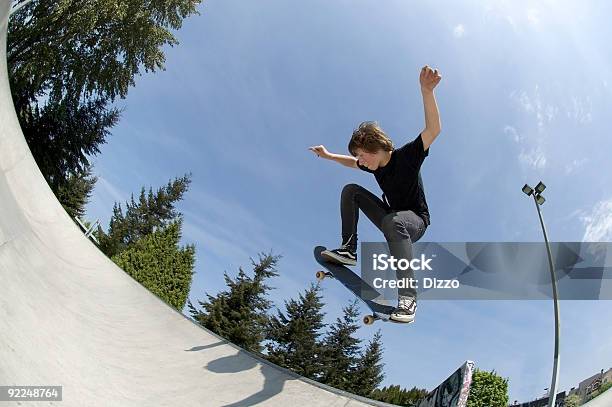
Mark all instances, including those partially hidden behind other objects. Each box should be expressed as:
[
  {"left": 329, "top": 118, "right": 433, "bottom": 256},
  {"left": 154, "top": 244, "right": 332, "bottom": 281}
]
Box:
[{"left": 522, "top": 181, "right": 560, "bottom": 407}]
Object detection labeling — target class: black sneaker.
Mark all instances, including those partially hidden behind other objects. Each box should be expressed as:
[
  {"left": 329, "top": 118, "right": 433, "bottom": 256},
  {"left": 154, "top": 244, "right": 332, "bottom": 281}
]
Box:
[
  {"left": 321, "top": 234, "right": 357, "bottom": 266},
  {"left": 390, "top": 296, "right": 417, "bottom": 323}
]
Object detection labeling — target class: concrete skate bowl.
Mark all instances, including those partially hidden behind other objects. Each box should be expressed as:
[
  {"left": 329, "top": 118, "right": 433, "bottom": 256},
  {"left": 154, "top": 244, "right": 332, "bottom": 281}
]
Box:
[
  {"left": 3, "top": 2, "right": 611, "bottom": 406},
  {"left": 0, "top": 2, "right": 399, "bottom": 406}
]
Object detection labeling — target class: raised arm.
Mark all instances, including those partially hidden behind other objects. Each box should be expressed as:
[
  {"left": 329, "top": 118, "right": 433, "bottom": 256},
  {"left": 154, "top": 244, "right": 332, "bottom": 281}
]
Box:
[
  {"left": 419, "top": 65, "right": 442, "bottom": 151},
  {"left": 308, "top": 145, "right": 359, "bottom": 169},
  {"left": 331, "top": 153, "right": 359, "bottom": 169}
]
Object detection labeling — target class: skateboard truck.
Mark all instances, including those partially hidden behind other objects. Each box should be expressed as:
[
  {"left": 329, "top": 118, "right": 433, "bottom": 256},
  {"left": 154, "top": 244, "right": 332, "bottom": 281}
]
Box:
[
  {"left": 315, "top": 270, "right": 334, "bottom": 281},
  {"left": 363, "top": 315, "right": 377, "bottom": 325},
  {"left": 314, "top": 246, "right": 398, "bottom": 326}
]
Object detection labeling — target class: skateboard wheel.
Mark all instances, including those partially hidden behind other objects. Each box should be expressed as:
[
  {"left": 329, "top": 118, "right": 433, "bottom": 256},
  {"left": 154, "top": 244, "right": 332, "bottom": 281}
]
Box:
[
  {"left": 315, "top": 271, "right": 326, "bottom": 281},
  {"left": 363, "top": 315, "right": 376, "bottom": 325}
]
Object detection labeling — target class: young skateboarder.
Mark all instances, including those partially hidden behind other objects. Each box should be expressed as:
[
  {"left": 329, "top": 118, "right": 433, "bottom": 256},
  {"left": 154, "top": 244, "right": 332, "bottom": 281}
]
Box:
[{"left": 309, "top": 65, "right": 442, "bottom": 323}]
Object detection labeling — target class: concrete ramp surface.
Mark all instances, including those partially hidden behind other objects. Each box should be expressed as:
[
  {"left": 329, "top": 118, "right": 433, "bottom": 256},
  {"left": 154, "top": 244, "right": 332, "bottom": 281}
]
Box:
[{"left": 0, "top": 2, "right": 393, "bottom": 406}]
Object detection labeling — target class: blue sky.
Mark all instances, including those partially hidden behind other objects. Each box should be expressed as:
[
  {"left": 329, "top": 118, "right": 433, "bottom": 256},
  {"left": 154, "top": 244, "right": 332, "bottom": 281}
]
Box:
[{"left": 85, "top": 0, "right": 612, "bottom": 403}]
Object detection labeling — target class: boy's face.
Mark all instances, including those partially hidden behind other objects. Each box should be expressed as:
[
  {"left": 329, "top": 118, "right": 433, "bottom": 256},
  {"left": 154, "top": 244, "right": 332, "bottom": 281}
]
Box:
[{"left": 355, "top": 148, "right": 386, "bottom": 170}]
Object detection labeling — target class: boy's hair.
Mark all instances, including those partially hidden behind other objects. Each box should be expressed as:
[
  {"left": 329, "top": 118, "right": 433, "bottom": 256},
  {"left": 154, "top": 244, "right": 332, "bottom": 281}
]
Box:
[{"left": 348, "top": 121, "right": 394, "bottom": 156}]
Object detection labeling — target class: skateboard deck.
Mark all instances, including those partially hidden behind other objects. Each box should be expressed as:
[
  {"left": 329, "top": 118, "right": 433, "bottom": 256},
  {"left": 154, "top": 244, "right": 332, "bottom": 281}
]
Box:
[{"left": 314, "top": 246, "right": 400, "bottom": 325}]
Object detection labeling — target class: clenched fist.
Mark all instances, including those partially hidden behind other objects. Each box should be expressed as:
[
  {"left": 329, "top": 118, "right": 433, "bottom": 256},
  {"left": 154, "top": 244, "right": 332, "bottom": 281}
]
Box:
[{"left": 420, "top": 65, "right": 442, "bottom": 92}]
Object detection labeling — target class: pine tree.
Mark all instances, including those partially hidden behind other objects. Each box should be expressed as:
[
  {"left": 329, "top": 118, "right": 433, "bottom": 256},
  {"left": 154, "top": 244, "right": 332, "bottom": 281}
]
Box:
[
  {"left": 370, "top": 385, "right": 428, "bottom": 406},
  {"left": 94, "top": 175, "right": 195, "bottom": 310},
  {"left": 265, "top": 283, "right": 326, "bottom": 379},
  {"left": 7, "top": 0, "right": 202, "bottom": 105},
  {"left": 353, "top": 330, "right": 385, "bottom": 397},
  {"left": 56, "top": 164, "right": 98, "bottom": 219},
  {"left": 19, "top": 94, "right": 119, "bottom": 218},
  {"left": 7, "top": 0, "right": 200, "bottom": 217},
  {"left": 112, "top": 221, "right": 195, "bottom": 310},
  {"left": 188, "top": 253, "right": 280, "bottom": 354},
  {"left": 96, "top": 174, "right": 192, "bottom": 258},
  {"left": 319, "top": 300, "right": 362, "bottom": 391}
]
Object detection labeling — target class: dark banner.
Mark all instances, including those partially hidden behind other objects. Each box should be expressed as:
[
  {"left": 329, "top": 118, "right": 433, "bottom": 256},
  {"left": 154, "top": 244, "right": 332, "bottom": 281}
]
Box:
[{"left": 360, "top": 242, "right": 612, "bottom": 300}]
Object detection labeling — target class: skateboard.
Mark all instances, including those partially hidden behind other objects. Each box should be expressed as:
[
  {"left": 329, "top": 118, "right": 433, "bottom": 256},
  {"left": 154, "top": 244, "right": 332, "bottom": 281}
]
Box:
[{"left": 314, "top": 246, "right": 401, "bottom": 325}]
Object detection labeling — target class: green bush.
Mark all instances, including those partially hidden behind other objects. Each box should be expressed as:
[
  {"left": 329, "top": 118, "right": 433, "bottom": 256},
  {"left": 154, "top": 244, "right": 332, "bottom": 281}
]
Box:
[
  {"left": 466, "top": 368, "right": 509, "bottom": 407},
  {"left": 113, "top": 221, "right": 195, "bottom": 310}
]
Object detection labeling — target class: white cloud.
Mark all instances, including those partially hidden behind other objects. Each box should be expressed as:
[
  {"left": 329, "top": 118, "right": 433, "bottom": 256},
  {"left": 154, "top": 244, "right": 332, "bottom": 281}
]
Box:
[
  {"left": 507, "top": 84, "right": 595, "bottom": 175},
  {"left": 504, "top": 125, "right": 521, "bottom": 143},
  {"left": 512, "top": 85, "right": 558, "bottom": 130},
  {"left": 580, "top": 199, "right": 612, "bottom": 241},
  {"left": 543, "top": 104, "right": 558, "bottom": 125},
  {"left": 564, "top": 158, "right": 587, "bottom": 174},
  {"left": 96, "top": 176, "right": 127, "bottom": 206},
  {"left": 182, "top": 187, "right": 276, "bottom": 260},
  {"left": 182, "top": 221, "right": 252, "bottom": 263},
  {"left": 513, "top": 86, "right": 590, "bottom": 129},
  {"left": 453, "top": 24, "right": 466, "bottom": 38},
  {"left": 505, "top": 15, "right": 517, "bottom": 31},
  {"left": 481, "top": 2, "right": 562, "bottom": 31},
  {"left": 518, "top": 146, "right": 547, "bottom": 169},
  {"left": 526, "top": 8, "right": 541, "bottom": 25},
  {"left": 507, "top": 85, "right": 561, "bottom": 170},
  {"left": 566, "top": 95, "right": 593, "bottom": 124},
  {"left": 504, "top": 124, "right": 547, "bottom": 170}
]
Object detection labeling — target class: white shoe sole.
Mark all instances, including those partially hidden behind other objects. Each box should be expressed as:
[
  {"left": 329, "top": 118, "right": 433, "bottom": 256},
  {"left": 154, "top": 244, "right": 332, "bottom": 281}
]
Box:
[
  {"left": 389, "top": 314, "right": 415, "bottom": 324},
  {"left": 321, "top": 250, "right": 357, "bottom": 266}
]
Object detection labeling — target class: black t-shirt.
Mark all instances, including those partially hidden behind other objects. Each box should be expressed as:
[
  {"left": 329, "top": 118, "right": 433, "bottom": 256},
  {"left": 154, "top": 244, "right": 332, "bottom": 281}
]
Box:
[{"left": 357, "top": 133, "right": 431, "bottom": 226}]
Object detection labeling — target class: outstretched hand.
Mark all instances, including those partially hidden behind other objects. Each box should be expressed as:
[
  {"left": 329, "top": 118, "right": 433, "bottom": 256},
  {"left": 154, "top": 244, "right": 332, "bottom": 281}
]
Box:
[
  {"left": 419, "top": 65, "right": 442, "bottom": 92},
  {"left": 308, "top": 145, "right": 332, "bottom": 159}
]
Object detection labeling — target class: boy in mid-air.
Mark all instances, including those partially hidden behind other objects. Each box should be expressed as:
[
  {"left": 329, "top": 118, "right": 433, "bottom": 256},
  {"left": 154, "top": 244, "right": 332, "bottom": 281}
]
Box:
[{"left": 309, "top": 65, "right": 442, "bottom": 323}]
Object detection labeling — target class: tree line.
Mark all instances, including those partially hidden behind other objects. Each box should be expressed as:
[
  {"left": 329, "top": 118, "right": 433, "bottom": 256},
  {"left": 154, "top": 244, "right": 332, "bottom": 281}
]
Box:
[{"left": 7, "top": 2, "right": 510, "bottom": 405}]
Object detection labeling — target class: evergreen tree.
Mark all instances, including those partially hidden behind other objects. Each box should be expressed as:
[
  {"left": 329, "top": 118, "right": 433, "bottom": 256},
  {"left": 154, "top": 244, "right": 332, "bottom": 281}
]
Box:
[
  {"left": 265, "top": 283, "right": 326, "bottom": 379},
  {"left": 96, "top": 174, "right": 192, "bottom": 258},
  {"left": 319, "top": 299, "right": 362, "bottom": 391},
  {"left": 112, "top": 220, "right": 195, "bottom": 310},
  {"left": 8, "top": 0, "right": 202, "bottom": 105},
  {"left": 7, "top": 0, "right": 201, "bottom": 215},
  {"left": 353, "top": 330, "right": 385, "bottom": 397},
  {"left": 55, "top": 164, "right": 98, "bottom": 219},
  {"left": 188, "top": 253, "right": 280, "bottom": 354},
  {"left": 94, "top": 175, "right": 195, "bottom": 310},
  {"left": 466, "top": 368, "right": 509, "bottom": 407},
  {"left": 370, "top": 385, "right": 428, "bottom": 406},
  {"left": 20, "top": 93, "right": 119, "bottom": 218}
]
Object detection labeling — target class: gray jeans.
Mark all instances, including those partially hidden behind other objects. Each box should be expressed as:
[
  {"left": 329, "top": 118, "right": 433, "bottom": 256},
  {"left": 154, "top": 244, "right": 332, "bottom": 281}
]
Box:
[{"left": 340, "top": 183, "right": 427, "bottom": 298}]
